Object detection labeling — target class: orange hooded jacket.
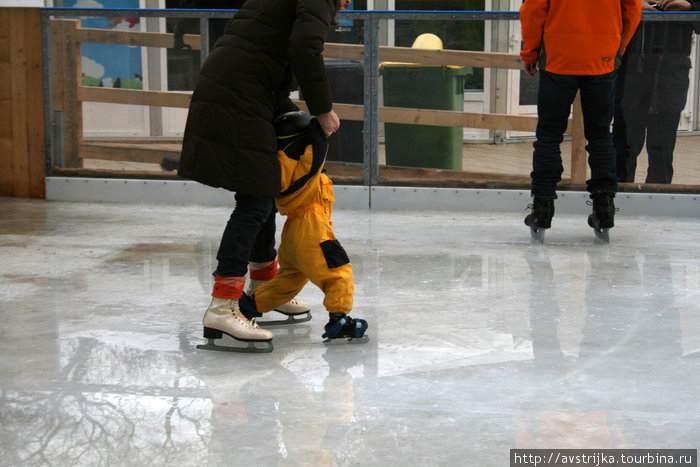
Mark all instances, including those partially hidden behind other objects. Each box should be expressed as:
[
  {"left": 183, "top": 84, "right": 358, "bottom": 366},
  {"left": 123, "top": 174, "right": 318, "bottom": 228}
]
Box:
[{"left": 520, "top": 0, "right": 641, "bottom": 75}]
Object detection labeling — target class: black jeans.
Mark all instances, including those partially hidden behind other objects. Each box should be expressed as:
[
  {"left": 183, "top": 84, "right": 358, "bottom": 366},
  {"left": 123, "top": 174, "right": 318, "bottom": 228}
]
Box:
[
  {"left": 213, "top": 193, "right": 277, "bottom": 278},
  {"left": 531, "top": 70, "right": 618, "bottom": 200}
]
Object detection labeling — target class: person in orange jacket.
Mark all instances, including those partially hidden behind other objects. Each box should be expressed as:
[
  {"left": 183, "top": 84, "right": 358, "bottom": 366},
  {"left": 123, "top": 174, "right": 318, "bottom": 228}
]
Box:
[
  {"left": 520, "top": 0, "right": 641, "bottom": 243},
  {"left": 239, "top": 112, "right": 368, "bottom": 344}
]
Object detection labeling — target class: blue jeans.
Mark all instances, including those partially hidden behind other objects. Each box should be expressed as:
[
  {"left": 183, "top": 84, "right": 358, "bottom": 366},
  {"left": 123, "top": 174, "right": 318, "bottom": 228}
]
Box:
[
  {"left": 213, "top": 193, "right": 277, "bottom": 277},
  {"left": 531, "top": 71, "right": 618, "bottom": 200}
]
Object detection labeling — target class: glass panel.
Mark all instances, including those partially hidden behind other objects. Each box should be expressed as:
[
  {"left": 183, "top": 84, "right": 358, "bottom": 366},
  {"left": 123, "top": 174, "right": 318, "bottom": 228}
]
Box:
[
  {"left": 394, "top": 1, "right": 486, "bottom": 91},
  {"left": 43, "top": 8, "right": 700, "bottom": 191}
]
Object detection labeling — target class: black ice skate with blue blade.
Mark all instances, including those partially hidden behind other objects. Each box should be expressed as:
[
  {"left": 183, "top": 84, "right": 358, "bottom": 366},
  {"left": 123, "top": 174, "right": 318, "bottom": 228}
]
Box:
[
  {"left": 322, "top": 313, "right": 369, "bottom": 344},
  {"left": 239, "top": 292, "right": 312, "bottom": 326}
]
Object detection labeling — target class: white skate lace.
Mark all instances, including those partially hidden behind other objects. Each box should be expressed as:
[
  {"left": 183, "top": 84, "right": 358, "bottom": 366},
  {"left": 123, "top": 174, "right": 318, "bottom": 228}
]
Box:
[{"left": 227, "top": 300, "right": 259, "bottom": 329}]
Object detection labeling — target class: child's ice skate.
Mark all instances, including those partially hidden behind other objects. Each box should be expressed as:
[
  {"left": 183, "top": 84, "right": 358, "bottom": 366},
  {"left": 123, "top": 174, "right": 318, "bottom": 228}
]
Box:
[
  {"left": 197, "top": 297, "right": 274, "bottom": 353},
  {"left": 322, "top": 312, "right": 369, "bottom": 344},
  {"left": 245, "top": 279, "right": 312, "bottom": 325},
  {"left": 239, "top": 291, "right": 311, "bottom": 326},
  {"left": 524, "top": 197, "right": 554, "bottom": 243},
  {"left": 587, "top": 191, "right": 616, "bottom": 243}
]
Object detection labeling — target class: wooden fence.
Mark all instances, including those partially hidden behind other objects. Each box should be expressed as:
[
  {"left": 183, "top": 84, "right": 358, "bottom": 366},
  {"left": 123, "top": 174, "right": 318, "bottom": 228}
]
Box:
[
  {"left": 50, "top": 17, "right": 588, "bottom": 185},
  {"left": 0, "top": 8, "right": 45, "bottom": 198}
]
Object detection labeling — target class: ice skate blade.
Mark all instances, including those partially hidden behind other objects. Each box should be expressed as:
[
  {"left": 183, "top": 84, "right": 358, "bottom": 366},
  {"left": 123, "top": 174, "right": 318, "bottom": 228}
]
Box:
[
  {"left": 593, "top": 228, "right": 610, "bottom": 244},
  {"left": 197, "top": 338, "right": 273, "bottom": 353},
  {"left": 257, "top": 311, "right": 312, "bottom": 327},
  {"left": 323, "top": 336, "right": 369, "bottom": 345},
  {"left": 529, "top": 226, "right": 545, "bottom": 244}
]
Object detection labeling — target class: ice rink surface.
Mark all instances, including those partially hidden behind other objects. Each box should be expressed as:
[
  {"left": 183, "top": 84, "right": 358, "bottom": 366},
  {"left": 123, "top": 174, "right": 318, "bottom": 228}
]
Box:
[{"left": 1, "top": 197, "right": 698, "bottom": 466}]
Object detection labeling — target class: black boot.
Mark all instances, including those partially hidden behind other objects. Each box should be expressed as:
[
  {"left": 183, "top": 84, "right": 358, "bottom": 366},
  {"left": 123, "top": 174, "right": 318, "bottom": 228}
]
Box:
[
  {"left": 524, "top": 197, "right": 555, "bottom": 230},
  {"left": 588, "top": 192, "right": 616, "bottom": 229},
  {"left": 525, "top": 198, "right": 554, "bottom": 242}
]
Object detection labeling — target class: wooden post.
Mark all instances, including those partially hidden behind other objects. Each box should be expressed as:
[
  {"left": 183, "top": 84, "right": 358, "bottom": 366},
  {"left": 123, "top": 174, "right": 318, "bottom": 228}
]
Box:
[
  {"left": 570, "top": 91, "right": 587, "bottom": 183},
  {"left": 0, "top": 8, "right": 46, "bottom": 198},
  {"left": 51, "top": 18, "right": 82, "bottom": 170}
]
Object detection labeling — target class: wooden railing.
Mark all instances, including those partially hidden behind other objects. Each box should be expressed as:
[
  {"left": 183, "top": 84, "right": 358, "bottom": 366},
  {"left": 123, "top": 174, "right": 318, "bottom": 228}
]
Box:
[{"left": 50, "top": 18, "right": 587, "bottom": 183}]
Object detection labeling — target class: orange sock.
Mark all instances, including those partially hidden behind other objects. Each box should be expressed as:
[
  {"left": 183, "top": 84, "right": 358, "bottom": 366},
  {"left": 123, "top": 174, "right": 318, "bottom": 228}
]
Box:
[
  {"left": 249, "top": 258, "right": 278, "bottom": 281},
  {"left": 212, "top": 276, "right": 245, "bottom": 299}
]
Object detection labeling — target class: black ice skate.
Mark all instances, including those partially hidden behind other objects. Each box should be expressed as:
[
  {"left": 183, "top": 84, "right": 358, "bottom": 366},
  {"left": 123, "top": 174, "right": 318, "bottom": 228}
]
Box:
[
  {"left": 322, "top": 312, "right": 369, "bottom": 344},
  {"left": 524, "top": 198, "right": 554, "bottom": 243},
  {"left": 587, "top": 192, "right": 616, "bottom": 243},
  {"left": 239, "top": 292, "right": 311, "bottom": 327}
]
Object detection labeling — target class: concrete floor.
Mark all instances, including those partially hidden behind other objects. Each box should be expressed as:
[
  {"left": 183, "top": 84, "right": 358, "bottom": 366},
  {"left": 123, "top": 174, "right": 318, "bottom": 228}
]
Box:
[{"left": 1, "top": 196, "right": 699, "bottom": 466}]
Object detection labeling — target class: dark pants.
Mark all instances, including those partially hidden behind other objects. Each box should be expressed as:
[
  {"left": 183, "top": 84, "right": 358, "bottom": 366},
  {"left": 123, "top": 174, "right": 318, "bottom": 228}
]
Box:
[
  {"left": 213, "top": 193, "right": 277, "bottom": 277},
  {"left": 615, "top": 109, "right": 679, "bottom": 184},
  {"left": 613, "top": 51, "right": 690, "bottom": 185},
  {"left": 531, "top": 71, "right": 618, "bottom": 200}
]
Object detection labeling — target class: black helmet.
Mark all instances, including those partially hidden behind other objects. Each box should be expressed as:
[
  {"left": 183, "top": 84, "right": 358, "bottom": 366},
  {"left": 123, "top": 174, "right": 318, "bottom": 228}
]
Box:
[{"left": 273, "top": 111, "right": 313, "bottom": 159}]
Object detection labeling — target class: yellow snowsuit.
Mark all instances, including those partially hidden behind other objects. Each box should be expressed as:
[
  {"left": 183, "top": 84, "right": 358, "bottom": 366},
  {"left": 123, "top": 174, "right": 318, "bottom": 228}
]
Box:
[{"left": 253, "top": 140, "right": 354, "bottom": 315}]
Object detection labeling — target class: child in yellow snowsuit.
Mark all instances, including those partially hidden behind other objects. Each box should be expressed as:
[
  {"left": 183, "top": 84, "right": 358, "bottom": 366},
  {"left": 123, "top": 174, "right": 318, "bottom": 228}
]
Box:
[{"left": 240, "top": 112, "right": 368, "bottom": 342}]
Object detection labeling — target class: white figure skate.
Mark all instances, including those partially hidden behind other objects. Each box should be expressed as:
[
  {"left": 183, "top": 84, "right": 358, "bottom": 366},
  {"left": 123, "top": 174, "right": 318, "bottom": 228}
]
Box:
[
  {"left": 197, "top": 297, "right": 274, "bottom": 353},
  {"left": 245, "top": 279, "right": 312, "bottom": 326}
]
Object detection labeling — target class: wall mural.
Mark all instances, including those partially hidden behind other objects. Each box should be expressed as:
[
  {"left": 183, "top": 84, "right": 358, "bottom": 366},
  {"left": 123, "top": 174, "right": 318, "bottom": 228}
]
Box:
[{"left": 66, "top": 0, "right": 144, "bottom": 89}]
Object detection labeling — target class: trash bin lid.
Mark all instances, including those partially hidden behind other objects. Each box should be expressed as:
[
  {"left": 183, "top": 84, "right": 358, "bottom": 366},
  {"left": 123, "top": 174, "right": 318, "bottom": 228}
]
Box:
[
  {"left": 412, "top": 33, "right": 443, "bottom": 50},
  {"left": 380, "top": 33, "right": 469, "bottom": 74}
]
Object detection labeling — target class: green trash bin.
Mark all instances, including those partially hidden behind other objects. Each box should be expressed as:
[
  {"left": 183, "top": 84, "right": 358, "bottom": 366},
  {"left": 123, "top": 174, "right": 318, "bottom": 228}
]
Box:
[{"left": 381, "top": 65, "right": 471, "bottom": 170}]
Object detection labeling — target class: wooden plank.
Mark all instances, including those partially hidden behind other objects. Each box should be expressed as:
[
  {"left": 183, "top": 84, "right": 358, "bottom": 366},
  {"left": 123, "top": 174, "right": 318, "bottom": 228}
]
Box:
[
  {"left": 379, "top": 46, "right": 522, "bottom": 70},
  {"left": 67, "top": 19, "right": 82, "bottom": 169},
  {"left": 75, "top": 27, "right": 200, "bottom": 50},
  {"left": 80, "top": 141, "right": 180, "bottom": 163},
  {"left": 324, "top": 43, "right": 523, "bottom": 70},
  {"left": 296, "top": 101, "right": 552, "bottom": 132},
  {"left": 49, "top": 19, "right": 82, "bottom": 169},
  {"left": 324, "top": 43, "right": 364, "bottom": 61},
  {"left": 9, "top": 8, "right": 30, "bottom": 197},
  {"left": 0, "top": 10, "right": 11, "bottom": 195},
  {"left": 570, "top": 92, "right": 587, "bottom": 183},
  {"left": 24, "top": 8, "right": 45, "bottom": 197},
  {"left": 78, "top": 86, "right": 192, "bottom": 108},
  {"left": 83, "top": 136, "right": 183, "bottom": 143},
  {"left": 53, "top": 167, "right": 180, "bottom": 179},
  {"left": 50, "top": 19, "right": 68, "bottom": 111},
  {"left": 0, "top": 11, "right": 9, "bottom": 100},
  {"left": 379, "top": 106, "right": 540, "bottom": 132}
]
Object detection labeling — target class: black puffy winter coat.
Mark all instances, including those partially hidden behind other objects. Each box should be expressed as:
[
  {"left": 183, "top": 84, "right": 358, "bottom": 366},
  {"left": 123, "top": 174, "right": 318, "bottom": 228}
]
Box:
[{"left": 178, "top": 0, "right": 336, "bottom": 196}]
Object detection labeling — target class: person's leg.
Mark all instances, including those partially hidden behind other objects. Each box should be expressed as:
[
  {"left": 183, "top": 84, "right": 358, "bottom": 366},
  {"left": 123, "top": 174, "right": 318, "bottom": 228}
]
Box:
[
  {"left": 531, "top": 71, "right": 579, "bottom": 200},
  {"left": 645, "top": 111, "right": 680, "bottom": 184},
  {"left": 253, "top": 266, "right": 309, "bottom": 313},
  {"left": 618, "top": 109, "right": 648, "bottom": 183},
  {"left": 612, "top": 55, "right": 629, "bottom": 181},
  {"left": 214, "top": 193, "right": 275, "bottom": 279},
  {"left": 249, "top": 205, "right": 277, "bottom": 264},
  {"left": 579, "top": 71, "right": 618, "bottom": 195},
  {"left": 245, "top": 206, "right": 311, "bottom": 314},
  {"left": 618, "top": 55, "right": 654, "bottom": 182},
  {"left": 199, "top": 193, "right": 275, "bottom": 349}
]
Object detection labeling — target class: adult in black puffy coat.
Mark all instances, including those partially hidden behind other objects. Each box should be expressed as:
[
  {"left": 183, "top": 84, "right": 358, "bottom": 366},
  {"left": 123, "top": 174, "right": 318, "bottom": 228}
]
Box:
[{"left": 179, "top": 0, "right": 348, "bottom": 349}]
